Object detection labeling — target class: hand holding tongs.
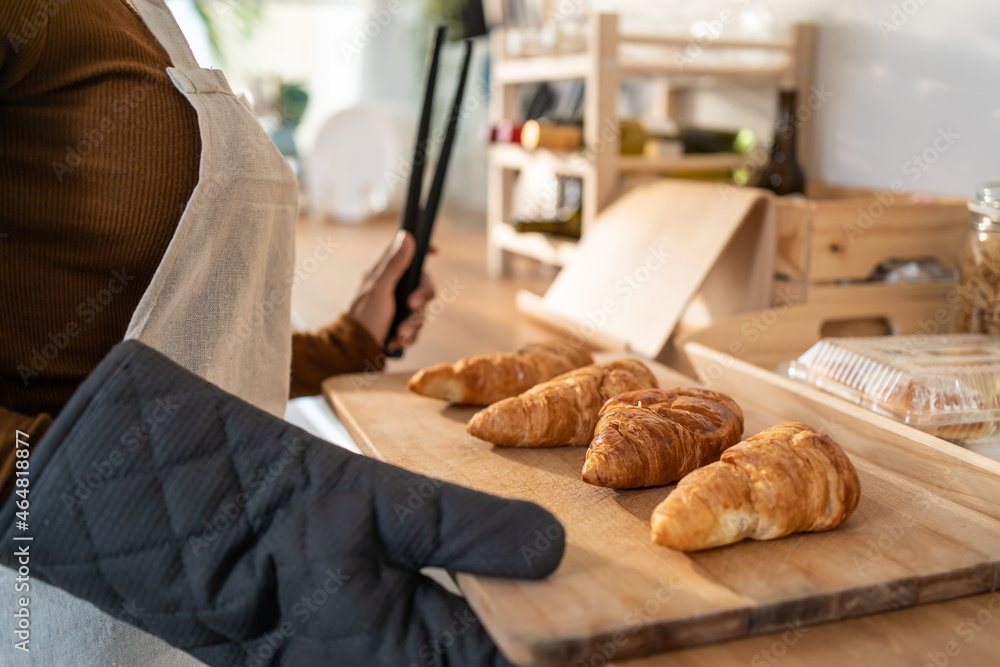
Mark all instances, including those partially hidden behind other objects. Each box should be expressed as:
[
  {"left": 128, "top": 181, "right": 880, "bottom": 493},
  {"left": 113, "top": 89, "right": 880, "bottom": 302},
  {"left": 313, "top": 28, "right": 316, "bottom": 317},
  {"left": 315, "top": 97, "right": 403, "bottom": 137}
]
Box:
[{"left": 384, "top": 26, "right": 473, "bottom": 358}]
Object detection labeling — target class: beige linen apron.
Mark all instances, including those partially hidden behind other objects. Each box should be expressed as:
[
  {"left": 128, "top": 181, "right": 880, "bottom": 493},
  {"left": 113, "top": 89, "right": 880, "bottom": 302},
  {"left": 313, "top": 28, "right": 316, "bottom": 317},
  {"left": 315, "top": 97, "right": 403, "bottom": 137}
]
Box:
[
  {"left": 124, "top": 0, "right": 297, "bottom": 417},
  {"left": 0, "top": 1, "right": 297, "bottom": 664}
]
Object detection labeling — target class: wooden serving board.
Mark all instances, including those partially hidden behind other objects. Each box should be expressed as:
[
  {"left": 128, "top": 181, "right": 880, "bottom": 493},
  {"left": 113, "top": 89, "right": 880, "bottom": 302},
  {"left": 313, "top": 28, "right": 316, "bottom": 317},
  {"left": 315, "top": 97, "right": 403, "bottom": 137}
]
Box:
[{"left": 324, "top": 357, "right": 1000, "bottom": 666}]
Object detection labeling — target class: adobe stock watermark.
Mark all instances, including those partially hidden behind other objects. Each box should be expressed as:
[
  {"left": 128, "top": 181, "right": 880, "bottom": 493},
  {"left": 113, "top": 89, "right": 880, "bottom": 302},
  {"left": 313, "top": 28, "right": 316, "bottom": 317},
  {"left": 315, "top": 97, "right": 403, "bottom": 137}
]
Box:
[
  {"left": 224, "top": 234, "right": 341, "bottom": 352},
  {"left": 189, "top": 435, "right": 308, "bottom": 556},
  {"left": 569, "top": 118, "right": 622, "bottom": 171},
  {"left": 60, "top": 396, "right": 180, "bottom": 511},
  {"left": 671, "top": 0, "right": 766, "bottom": 72},
  {"left": 408, "top": 607, "right": 482, "bottom": 666},
  {"left": 392, "top": 459, "right": 465, "bottom": 524},
  {"left": 545, "top": 0, "right": 588, "bottom": 24},
  {"left": 17, "top": 268, "right": 136, "bottom": 385},
  {"left": 556, "top": 243, "right": 671, "bottom": 349},
  {"left": 421, "top": 277, "right": 466, "bottom": 327},
  {"left": 749, "top": 621, "right": 810, "bottom": 666},
  {"left": 901, "top": 126, "right": 960, "bottom": 182},
  {"left": 922, "top": 592, "right": 1000, "bottom": 667},
  {"left": 577, "top": 579, "right": 682, "bottom": 666},
  {"left": 497, "top": 243, "right": 669, "bottom": 366},
  {"left": 112, "top": 599, "right": 146, "bottom": 625},
  {"left": 348, "top": 275, "right": 468, "bottom": 391},
  {"left": 243, "top": 567, "right": 352, "bottom": 667},
  {"left": 52, "top": 76, "right": 159, "bottom": 182},
  {"left": 382, "top": 68, "right": 491, "bottom": 197},
  {"left": 717, "top": 83, "right": 835, "bottom": 202},
  {"left": 878, "top": 0, "right": 933, "bottom": 40},
  {"left": 6, "top": 0, "right": 69, "bottom": 54},
  {"left": 853, "top": 467, "right": 958, "bottom": 575},
  {"left": 520, "top": 523, "right": 564, "bottom": 566},
  {"left": 694, "top": 285, "right": 801, "bottom": 388},
  {"left": 340, "top": 0, "right": 405, "bottom": 63},
  {"left": 393, "top": 476, "right": 447, "bottom": 524},
  {"left": 842, "top": 126, "right": 959, "bottom": 244}
]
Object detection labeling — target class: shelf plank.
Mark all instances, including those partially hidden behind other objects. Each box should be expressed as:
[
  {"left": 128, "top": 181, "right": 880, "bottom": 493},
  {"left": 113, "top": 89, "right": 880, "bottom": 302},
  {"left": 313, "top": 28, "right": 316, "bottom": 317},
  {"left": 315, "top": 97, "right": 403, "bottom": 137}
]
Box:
[
  {"left": 619, "top": 34, "right": 793, "bottom": 51},
  {"left": 492, "top": 53, "right": 590, "bottom": 82},
  {"left": 493, "top": 53, "right": 787, "bottom": 85},
  {"left": 491, "top": 145, "right": 745, "bottom": 176},
  {"left": 617, "top": 153, "right": 746, "bottom": 173},
  {"left": 618, "top": 58, "right": 788, "bottom": 84},
  {"left": 489, "top": 221, "right": 578, "bottom": 268},
  {"left": 489, "top": 144, "right": 589, "bottom": 177}
]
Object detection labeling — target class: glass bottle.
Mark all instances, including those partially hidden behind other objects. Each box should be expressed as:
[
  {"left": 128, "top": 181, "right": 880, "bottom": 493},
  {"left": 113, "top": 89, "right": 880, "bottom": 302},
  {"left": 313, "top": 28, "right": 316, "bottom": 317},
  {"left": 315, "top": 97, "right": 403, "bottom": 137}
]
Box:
[
  {"left": 513, "top": 175, "right": 582, "bottom": 239},
  {"left": 752, "top": 89, "right": 806, "bottom": 195},
  {"left": 955, "top": 182, "right": 1000, "bottom": 333}
]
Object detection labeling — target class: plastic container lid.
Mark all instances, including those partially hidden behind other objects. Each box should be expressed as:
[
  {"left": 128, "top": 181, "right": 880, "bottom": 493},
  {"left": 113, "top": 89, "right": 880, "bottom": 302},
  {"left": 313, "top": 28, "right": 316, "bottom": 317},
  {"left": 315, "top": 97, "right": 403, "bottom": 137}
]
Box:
[{"left": 787, "top": 334, "right": 1000, "bottom": 443}]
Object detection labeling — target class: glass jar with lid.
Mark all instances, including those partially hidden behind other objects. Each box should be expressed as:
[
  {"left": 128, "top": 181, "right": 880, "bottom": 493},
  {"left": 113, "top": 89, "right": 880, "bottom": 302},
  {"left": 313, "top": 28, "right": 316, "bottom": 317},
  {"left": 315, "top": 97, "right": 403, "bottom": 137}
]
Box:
[{"left": 956, "top": 182, "right": 1000, "bottom": 333}]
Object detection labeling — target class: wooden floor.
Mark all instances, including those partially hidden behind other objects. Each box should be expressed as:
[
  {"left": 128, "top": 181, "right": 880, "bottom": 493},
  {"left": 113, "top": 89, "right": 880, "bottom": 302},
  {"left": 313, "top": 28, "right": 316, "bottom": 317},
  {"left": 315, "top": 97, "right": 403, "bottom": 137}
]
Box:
[
  {"left": 292, "top": 211, "right": 1000, "bottom": 667},
  {"left": 293, "top": 210, "right": 569, "bottom": 375}
]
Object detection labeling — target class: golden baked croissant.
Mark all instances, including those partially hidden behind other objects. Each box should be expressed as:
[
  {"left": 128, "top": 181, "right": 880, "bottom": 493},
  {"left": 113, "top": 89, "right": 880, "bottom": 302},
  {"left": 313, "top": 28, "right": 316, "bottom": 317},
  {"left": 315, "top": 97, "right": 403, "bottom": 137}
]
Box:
[
  {"left": 466, "top": 359, "right": 658, "bottom": 447},
  {"left": 406, "top": 342, "right": 593, "bottom": 405},
  {"left": 582, "top": 387, "right": 744, "bottom": 489},
  {"left": 651, "top": 422, "right": 860, "bottom": 552}
]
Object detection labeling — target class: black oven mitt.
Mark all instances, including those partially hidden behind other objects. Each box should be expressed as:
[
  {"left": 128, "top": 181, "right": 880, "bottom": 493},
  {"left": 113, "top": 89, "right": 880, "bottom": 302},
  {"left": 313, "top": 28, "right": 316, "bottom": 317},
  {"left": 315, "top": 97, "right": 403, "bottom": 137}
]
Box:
[{"left": 0, "top": 340, "right": 564, "bottom": 666}]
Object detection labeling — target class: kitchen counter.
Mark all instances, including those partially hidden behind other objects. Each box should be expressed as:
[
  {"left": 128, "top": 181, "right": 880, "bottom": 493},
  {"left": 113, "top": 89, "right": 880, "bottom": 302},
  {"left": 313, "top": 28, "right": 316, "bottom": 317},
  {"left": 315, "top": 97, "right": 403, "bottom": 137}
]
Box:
[{"left": 293, "top": 213, "right": 1000, "bottom": 666}]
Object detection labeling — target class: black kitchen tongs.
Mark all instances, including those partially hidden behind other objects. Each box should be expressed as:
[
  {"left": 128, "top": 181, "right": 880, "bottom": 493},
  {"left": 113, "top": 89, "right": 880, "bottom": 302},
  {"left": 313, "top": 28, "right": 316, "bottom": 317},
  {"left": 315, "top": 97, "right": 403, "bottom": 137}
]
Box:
[{"left": 384, "top": 25, "right": 473, "bottom": 357}]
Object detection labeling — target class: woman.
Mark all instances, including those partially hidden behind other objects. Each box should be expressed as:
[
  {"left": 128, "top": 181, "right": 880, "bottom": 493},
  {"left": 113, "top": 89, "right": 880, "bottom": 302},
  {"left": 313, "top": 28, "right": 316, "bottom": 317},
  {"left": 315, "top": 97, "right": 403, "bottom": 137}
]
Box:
[
  {"left": 0, "top": 0, "right": 430, "bottom": 500},
  {"left": 0, "top": 1, "right": 564, "bottom": 665}
]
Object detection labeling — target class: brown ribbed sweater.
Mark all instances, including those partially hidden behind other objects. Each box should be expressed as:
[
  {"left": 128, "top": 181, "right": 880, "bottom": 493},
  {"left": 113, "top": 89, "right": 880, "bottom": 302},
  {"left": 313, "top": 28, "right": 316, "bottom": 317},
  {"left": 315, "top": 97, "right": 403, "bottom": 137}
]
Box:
[{"left": 0, "top": 0, "right": 385, "bottom": 504}]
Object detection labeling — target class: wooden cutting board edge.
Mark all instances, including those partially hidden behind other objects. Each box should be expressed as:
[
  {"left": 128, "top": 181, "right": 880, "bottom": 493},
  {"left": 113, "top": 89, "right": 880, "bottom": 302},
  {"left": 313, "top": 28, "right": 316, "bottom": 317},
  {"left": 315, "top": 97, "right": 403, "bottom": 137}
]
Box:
[
  {"left": 458, "top": 559, "right": 1000, "bottom": 667},
  {"left": 456, "top": 594, "right": 754, "bottom": 667}
]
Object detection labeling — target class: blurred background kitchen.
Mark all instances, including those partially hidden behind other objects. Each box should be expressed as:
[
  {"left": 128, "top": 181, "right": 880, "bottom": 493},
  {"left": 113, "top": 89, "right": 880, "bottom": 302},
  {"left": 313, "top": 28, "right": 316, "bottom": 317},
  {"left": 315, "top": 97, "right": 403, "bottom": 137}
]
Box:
[
  {"left": 163, "top": 0, "right": 999, "bottom": 383},
  {"left": 169, "top": 0, "right": 995, "bottom": 210}
]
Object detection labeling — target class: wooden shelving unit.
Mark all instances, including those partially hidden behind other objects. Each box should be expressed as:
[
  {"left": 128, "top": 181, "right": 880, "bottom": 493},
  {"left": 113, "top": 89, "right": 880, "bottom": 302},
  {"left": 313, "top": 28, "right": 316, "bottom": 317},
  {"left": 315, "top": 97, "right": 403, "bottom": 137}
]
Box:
[{"left": 487, "top": 13, "right": 816, "bottom": 277}]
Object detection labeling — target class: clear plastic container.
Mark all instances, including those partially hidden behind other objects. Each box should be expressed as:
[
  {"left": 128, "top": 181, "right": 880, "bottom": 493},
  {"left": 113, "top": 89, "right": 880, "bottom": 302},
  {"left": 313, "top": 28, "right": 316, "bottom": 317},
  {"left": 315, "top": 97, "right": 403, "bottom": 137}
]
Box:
[{"left": 787, "top": 334, "right": 1000, "bottom": 444}]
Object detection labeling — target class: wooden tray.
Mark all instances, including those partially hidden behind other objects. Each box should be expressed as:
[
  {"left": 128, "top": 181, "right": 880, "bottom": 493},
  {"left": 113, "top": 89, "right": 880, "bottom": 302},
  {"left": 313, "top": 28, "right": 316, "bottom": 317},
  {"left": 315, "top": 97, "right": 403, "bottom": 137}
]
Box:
[{"left": 324, "top": 355, "right": 1000, "bottom": 666}]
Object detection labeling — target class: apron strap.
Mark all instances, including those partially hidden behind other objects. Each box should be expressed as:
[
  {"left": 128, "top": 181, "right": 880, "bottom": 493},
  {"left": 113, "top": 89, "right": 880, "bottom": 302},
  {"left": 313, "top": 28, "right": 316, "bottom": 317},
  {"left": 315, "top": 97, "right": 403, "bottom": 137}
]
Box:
[
  {"left": 129, "top": 0, "right": 202, "bottom": 71},
  {"left": 167, "top": 67, "right": 234, "bottom": 96}
]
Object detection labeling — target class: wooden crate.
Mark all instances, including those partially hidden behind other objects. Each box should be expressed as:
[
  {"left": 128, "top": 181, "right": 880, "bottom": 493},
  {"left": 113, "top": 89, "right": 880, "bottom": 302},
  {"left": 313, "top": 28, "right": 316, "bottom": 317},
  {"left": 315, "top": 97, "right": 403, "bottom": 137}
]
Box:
[{"left": 774, "top": 183, "right": 968, "bottom": 306}]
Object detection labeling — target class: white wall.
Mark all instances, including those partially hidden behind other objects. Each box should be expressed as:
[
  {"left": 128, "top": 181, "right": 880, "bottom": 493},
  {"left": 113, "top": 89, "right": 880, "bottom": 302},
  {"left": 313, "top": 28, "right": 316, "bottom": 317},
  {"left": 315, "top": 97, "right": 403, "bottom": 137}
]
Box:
[
  {"left": 170, "top": 0, "right": 998, "bottom": 208},
  {"left": 168, "top": 0, "right": 491, "bottom": 215},
  {"left": 169, "top": 0, "right": 368, "bottom": 152},
  {"left": 602, "top": 0, "right": 1000, "bottom": 197}
]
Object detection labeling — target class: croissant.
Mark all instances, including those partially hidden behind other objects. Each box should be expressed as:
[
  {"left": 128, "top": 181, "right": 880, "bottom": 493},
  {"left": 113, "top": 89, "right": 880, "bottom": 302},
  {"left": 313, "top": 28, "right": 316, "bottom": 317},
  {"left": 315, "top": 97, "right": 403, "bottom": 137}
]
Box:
[
  {"left": 651, "top": 422, "right": 860, "bottom": 552},
  {"left": 407, "top": 342, "right": 594, "bottom": 405},
  {"left": 466, "top": 359, "right": 658, "bottom": 447},
  {"left": 581, "top": 388, "right": 744, "bottom": 489}
]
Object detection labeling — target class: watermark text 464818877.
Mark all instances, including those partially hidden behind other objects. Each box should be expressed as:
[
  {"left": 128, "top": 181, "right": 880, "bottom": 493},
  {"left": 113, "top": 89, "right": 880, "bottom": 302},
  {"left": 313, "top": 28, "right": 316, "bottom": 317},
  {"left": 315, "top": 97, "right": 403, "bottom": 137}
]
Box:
[{"left": 11, "top": 429, "right": 34, "bottom": 653}]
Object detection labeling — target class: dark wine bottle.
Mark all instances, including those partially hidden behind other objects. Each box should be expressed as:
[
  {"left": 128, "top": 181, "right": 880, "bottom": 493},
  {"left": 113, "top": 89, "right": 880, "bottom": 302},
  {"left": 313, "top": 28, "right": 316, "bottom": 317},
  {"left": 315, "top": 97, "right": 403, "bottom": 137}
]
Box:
[{"left": 753, "top": 90, "right": 806, "bottom": 195}]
